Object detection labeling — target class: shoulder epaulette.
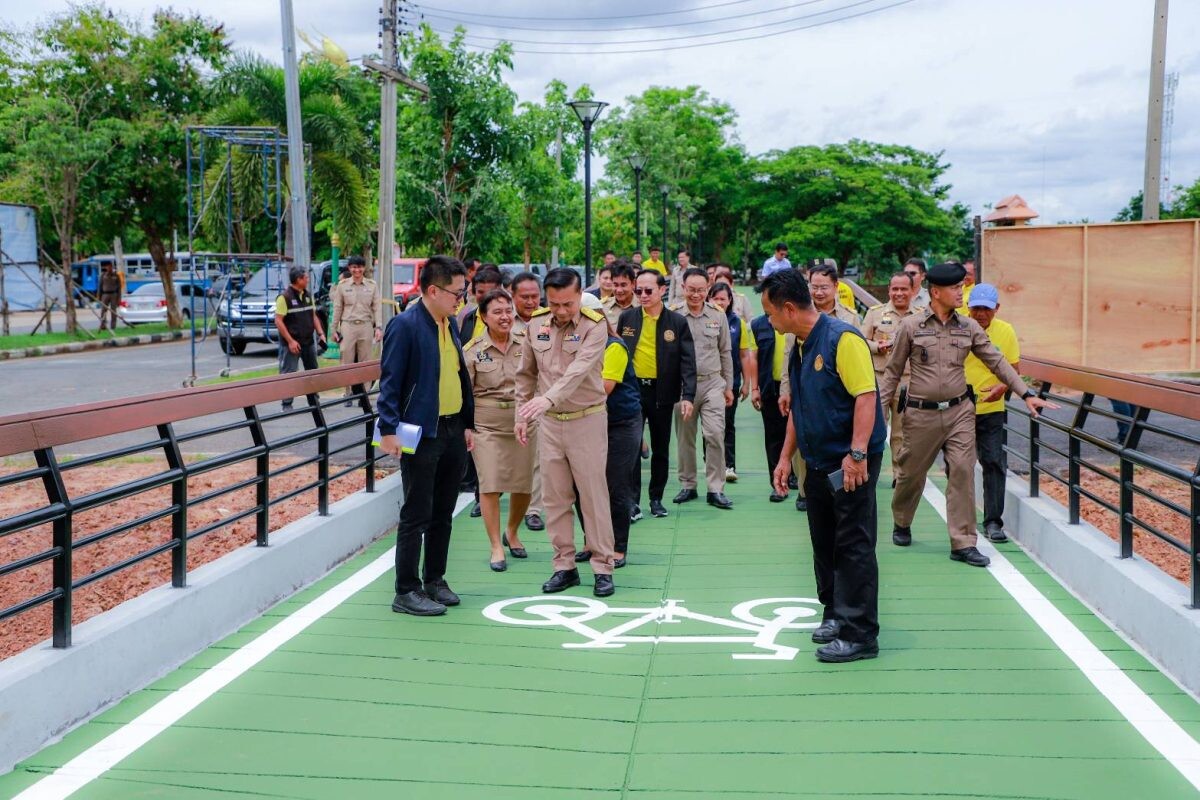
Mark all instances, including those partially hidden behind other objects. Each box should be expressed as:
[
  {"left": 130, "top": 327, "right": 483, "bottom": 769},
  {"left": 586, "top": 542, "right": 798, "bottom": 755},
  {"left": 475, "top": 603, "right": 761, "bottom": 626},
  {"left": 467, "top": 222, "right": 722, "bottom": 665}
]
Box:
[
  {"left": 667, "top": 301, "right": 684, "bottom": 311},
  {"left": 530, "top": 307, "right": 551, "bottom": 317},
  {"left": 512, "top": 326, "right": 526, "bottom": 336},
  {"left": 463, "top": 336, "right": 483, "bottom": 350},
  {"left": 601, "top": 296, "right": 615, "bottom": 306},
  {"left": 581, "top": 307, "right": 604, "bottom": 322},
  {"left": 869, "top": 302, "right": 883, "bottom": 310}
]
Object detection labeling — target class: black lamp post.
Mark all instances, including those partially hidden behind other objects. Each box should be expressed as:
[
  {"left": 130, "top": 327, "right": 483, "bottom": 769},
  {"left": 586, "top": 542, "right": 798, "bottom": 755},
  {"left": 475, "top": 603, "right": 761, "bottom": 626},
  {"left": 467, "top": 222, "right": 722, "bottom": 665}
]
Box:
[
  {"left": 659, "top": 184, "right": 670, "bottom": 258},
  {"left": 626, "top": 154, "right": 647, "bottom": 255},
  {"left": 675, "top": 200, "right": 683, "bottom": 255},
  {"left": 567, "top": 99, "right": 608, "bottom": 287},
  {"left": 695, "top": 220, "right": 704, "bottom": 263}
]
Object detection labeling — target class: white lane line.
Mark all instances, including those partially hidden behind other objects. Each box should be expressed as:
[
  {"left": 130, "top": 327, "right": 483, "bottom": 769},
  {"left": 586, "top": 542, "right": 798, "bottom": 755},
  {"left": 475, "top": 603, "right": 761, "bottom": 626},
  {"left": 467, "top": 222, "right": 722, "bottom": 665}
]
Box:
[
  {"left": 921, "top": 480, "right": 1200, "bottom": 791},
  {"left": 16, "top": 493, "right": 474, "bottom": 800}
]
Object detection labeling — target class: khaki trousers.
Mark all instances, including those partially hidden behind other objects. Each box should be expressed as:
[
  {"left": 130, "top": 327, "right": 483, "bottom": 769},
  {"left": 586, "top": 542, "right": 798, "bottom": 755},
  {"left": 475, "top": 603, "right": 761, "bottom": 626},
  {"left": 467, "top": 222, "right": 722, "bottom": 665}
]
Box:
[
  {"left": 540, "top": 412, "right": 615, "bottom": 574},
  {"left": 891, "top": 401, "right": 979, "bottom": 550},
  {"left": 338, "top": 321, "right": 374, "bottom": 364},
  {"left": 675, "top": 375, "right": 727, "bottom": 492},
  {"left": 529, "top": 446, "right": 543, "bottom": 516},
  {"left": 881, "top": 389, "right": 905, "bottom": 480}
]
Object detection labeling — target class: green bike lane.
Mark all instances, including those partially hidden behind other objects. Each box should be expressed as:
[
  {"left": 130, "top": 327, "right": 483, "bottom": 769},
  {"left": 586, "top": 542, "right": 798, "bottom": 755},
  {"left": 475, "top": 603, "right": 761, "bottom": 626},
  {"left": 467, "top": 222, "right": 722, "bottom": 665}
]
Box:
[{"left": 3, "top": 409, "right": 1199, "bottom": 799}]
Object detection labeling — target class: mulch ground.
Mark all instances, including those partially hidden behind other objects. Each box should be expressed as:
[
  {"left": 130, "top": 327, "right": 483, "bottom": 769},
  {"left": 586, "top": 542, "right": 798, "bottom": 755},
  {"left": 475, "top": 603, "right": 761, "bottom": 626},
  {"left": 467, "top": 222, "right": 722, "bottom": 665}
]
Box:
[{"left": 0, "top": 458, "right": 387, "bottom": 660}]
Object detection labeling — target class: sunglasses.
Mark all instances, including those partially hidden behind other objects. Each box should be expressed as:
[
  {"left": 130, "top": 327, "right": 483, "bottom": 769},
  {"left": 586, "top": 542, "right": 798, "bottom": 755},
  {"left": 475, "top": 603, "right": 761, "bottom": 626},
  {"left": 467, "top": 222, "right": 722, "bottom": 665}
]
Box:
[
  {"left": 633, "top": 287, "right": 658, "bottom": 295},
  {"left": 904, "top": 271, "right": 920, "bottom": 277}
]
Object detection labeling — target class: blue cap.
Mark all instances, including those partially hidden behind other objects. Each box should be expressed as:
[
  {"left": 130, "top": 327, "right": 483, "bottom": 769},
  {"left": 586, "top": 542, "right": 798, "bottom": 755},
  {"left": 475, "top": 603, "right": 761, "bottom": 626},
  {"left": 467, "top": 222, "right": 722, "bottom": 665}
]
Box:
[{"left": 968, "top": 283, "right": 999, "bottom": 309}]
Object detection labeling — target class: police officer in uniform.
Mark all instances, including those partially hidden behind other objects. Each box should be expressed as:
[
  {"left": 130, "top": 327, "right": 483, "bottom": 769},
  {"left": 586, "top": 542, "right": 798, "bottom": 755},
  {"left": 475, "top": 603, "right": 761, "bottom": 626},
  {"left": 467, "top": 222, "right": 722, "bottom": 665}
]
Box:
[
  {"left": 878, "top": 262, "right": 1055, "bottom": 567},
  {"left": 669, "top": 267, "right": 734, "bottom": 509},
  {"left": 861, "top": 271, "right": 922, "bottom": 481},
  {"left": 515, "top": 268, "right": 616, "bottom": 597},
  {"left": 331, "top": 255, "right": 382, "bottom": 405},
  {"left": 274, "top": 265, "right": 327, "bottom": 410},
  {"left": 98, "top": 263, "right": 123, "bottom": 331}
]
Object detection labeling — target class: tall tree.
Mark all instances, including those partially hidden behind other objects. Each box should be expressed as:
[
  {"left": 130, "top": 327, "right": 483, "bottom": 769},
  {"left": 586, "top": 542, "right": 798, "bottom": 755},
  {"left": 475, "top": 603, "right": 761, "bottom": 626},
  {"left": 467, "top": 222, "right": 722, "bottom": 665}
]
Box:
[{"left": 396, "top": 26, "right": 516, "bottom": 258}]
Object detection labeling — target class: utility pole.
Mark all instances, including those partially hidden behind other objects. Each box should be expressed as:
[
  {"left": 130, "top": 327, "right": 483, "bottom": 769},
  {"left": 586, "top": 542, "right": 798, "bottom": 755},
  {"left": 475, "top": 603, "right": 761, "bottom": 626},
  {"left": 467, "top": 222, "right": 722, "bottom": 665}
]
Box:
[
  {"left": 1142, "top": 0, "right": 1169, "bottom": 221},
  {"left": 364, "top": 2, "right": 428, "bottom": 322},
  {"left": 280, "top": 0, "right": 312, "bottom": 274}
]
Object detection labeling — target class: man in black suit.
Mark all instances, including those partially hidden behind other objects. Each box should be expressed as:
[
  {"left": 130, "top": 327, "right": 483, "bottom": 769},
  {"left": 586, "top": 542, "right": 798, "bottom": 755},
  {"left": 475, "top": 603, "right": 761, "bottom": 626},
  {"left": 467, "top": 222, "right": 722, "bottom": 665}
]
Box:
[{"left": 618, "top": 269, "right": 696, "bottom": 518}]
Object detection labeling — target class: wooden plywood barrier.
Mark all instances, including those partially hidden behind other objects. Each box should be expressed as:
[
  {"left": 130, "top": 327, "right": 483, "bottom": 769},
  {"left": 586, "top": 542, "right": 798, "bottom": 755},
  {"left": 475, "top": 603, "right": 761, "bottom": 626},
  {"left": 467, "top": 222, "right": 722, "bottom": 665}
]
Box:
[{"left": 982, "top": 219, "right": 1200, "bottom": 372}]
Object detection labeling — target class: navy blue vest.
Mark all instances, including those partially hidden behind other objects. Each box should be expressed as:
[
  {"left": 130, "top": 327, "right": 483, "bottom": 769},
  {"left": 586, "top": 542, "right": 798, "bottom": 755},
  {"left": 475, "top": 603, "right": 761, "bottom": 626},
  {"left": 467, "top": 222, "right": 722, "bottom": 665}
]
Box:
[
  {"left": 751, "top": 314, "right": 784, "bottom": 396},
  {"left": 606, "top": 337, "right": 641, "bottom": 422},
  {"left": 788, "top": 314, "right": 887, "bottom": 471},
  {"left": 726, "top": 310, "right": 744, "bottom": 393}
]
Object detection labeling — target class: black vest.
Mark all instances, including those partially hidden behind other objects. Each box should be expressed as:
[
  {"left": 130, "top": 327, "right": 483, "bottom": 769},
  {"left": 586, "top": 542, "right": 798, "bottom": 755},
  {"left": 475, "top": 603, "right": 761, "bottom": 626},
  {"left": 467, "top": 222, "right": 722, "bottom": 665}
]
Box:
[
  {"left": 606, "top": 337, "right": 641, "bottom": 422},
  {"left": 280, "top": 286, "right": 316, "bottom": 342}
]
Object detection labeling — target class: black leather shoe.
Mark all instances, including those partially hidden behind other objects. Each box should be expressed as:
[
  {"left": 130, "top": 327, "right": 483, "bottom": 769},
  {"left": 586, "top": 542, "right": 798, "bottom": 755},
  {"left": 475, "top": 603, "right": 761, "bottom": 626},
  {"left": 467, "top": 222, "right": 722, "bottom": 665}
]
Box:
[
  {"left": 673, "top": 488, "right": 699, "bottom": 503},
  {"left": 787, "top": 474, "right": 798, "bottom": 490},
  {"left": 811, "top": 619, "right": 842, "bottom": 644},
  {"left": 575, "top": 550, "right": 593, "bottom": 563},
  {"left": 490, "top": 560, "right": 507, "bottom": 572},
  {"left": 984, "top": 523, "right": 1008, "bottom": 543},
  {"left": 542, "top": 569, "right": 581, "bottom": 593},
  {"left": 594, "top": 574, "right": 615, "bottom": 597},
  {"left": 423, "top": 580, "right": 460, "bottom": 606},
  {"left": 629, "top": 505, "right": 643, "bottom": 523},
  {"left": 614, "top": 556, "right": 627, "bottom": 569},
  {"left": 769, "top": 491, "right": 788, "bottom": 503},
  {"left": 650, "top": 500, "right": 669, "bottom": 518},
  {"left": 706, "top": 492, "right": 733, "bottom": 510},
  {"left": 892, "top": 526, "right": 912, "bottom": 547},
  {"left": 950, "top": 546, "right": 991, "bottom": 567},
  {"left": 524, "top": 512, "right": 544, "bottom": 531},
  {"left": 795, "top": 496, "right": 807, "bottom": 512},
  {"left": 470, "top": 501, "right": 481, "bottom": 518},
  {"left": 510, "top": 546, "right": 527, "bottom": 559},
  {"left": 391, "top": 591, "right": 446, "bottom": 616},
  {"left": 816, "top": 638, "right": 879, "bottom": 663}
]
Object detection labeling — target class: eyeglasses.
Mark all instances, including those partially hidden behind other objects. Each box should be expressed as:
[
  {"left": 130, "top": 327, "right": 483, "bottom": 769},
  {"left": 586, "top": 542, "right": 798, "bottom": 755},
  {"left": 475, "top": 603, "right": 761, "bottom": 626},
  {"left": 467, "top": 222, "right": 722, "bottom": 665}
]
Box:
[
  {"left": 904, "top": 271, "right": 920, "bottom": 278},
  {"left": 633, "top": 287, "right": 658, "bottom": 295}
]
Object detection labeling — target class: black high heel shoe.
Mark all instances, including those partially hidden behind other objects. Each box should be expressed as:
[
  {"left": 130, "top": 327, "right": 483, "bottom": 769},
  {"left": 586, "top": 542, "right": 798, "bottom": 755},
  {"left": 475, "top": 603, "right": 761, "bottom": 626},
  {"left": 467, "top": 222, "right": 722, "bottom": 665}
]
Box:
[{"left": 502, "top": 532, "right": 527, "bottom": 559}]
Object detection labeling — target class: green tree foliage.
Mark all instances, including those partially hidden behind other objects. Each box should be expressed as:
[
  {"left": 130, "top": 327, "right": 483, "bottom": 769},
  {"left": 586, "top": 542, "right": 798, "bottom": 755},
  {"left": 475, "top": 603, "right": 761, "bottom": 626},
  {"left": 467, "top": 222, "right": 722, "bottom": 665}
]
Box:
[{"left": 1115, "top": 181, "right": 1200, "bottom": 222}]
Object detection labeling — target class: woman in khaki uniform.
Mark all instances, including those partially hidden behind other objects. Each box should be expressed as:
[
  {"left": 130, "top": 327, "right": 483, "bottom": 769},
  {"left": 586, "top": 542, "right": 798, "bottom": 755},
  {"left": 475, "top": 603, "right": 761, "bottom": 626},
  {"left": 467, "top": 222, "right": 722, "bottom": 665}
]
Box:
[{"left": 464, "top": 289, "right": 534, "bottom": 571}]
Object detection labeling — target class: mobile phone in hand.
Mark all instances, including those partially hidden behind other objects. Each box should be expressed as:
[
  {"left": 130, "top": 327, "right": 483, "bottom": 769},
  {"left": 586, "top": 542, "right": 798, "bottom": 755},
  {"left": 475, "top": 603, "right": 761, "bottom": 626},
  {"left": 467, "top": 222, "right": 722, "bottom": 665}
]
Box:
[{"left": 827, "top": 468, "right": 844, "bottom": 492}]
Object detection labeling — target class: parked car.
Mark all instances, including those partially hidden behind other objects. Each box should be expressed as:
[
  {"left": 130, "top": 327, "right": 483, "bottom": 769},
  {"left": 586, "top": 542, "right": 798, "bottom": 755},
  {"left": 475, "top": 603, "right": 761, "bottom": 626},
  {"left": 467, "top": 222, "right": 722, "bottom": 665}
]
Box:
[
  {"left": 120, "top": 281, "right": 216, "bottom": 326},
  {"left": 390, "top": 258, "right": 427, "bottom": 311},
  {"left": 498, "top": 263, "right": 548, "bottom": 284},
  {"left": 215, "top": 262, "right": 334, "bottom": 355}
]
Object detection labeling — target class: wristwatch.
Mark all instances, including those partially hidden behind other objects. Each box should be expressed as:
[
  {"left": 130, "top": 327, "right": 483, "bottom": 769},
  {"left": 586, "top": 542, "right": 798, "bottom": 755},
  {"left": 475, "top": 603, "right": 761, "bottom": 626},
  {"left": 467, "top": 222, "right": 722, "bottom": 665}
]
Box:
[
  {"left": 849, "top": 449, "right": 867, "bottom": 462},
  {"left": 1022, "top": 390, "right": 1036, "bottom": 400}
]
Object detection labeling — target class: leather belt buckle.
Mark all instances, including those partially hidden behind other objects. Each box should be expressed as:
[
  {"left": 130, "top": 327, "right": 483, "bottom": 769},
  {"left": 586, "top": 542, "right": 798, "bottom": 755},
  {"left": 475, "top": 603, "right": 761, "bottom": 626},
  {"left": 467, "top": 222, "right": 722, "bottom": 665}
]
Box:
[{"left": 936, "top": 400, "right": 950, "bottom": 411}]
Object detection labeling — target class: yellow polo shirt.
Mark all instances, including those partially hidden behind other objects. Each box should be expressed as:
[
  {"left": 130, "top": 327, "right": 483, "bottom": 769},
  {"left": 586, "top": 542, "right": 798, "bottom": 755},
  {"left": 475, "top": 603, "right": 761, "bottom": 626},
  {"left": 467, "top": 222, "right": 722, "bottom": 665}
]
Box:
[
  {"left": 772, "top": 331, "right": 787, "bottom": 382},
  {"left": 837, "top": 282, "right": 855, "bottom": 311},
  {"left": 965, "top": 317, "right": 1019, "bottom": 415},
  {"left": 633, "top": 309, "right": 659, "bottom": 378},
  {"left": 438, "top": 319, "right": 463, "bottom": 416},
  {"left": 739, "top": 318, "right": 755, "bottom": 351},
  {"left": 642, "top": 258, "right": 668, "bottom": 277},
  {"left": 834, "top": 333, "right": 877, "bottom": 396},
  {"left": 603, "top": 341, "right": 630, "bottom": 382}
]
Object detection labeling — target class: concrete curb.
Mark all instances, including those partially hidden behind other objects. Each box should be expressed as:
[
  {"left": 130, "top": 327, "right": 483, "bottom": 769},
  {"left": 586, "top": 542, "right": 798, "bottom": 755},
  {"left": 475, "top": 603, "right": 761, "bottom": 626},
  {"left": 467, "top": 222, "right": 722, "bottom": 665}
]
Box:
[
  {"left": 0, "top": 472, "right": 403, "bottom": 774},
  {"left": 981, "top": 468, "right": 1200, "bottom": 698},
  {"left": 0, "top": 330, "right": 204, "bottom": 361}
]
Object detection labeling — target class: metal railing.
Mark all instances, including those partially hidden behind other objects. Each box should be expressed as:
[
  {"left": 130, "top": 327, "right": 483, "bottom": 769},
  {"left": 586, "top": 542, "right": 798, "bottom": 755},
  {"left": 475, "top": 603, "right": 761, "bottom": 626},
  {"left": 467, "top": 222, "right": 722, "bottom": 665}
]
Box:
[
  {"left": 1007, "top": 356, "right": 1200, "bottom": 606},
  {"left": 0, "top": 362, "right": 382, "bottom": 648}
]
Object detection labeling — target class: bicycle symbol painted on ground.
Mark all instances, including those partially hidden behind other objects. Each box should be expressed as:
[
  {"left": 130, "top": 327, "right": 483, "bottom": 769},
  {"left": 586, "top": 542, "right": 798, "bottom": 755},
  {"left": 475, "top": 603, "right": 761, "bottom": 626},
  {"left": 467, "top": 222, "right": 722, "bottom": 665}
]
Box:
[{"left": 482, "top": 596, "right": 823, "bottom": 661}]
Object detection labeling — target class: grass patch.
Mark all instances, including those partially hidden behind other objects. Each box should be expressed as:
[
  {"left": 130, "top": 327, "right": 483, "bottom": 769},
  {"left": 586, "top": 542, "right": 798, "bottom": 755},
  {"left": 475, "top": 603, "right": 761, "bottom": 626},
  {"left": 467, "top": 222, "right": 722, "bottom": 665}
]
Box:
[
  {"left": 0, "top": 322, "right": 199, "bottom": 350},
  {"left": 198, "top": 358, "right": 340, "bottom": 385}
]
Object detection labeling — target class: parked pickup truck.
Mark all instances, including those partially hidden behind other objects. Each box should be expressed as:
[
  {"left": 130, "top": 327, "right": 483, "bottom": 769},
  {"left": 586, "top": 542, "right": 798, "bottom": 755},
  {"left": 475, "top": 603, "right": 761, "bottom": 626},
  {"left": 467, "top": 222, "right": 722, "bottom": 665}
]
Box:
[{"left": 215, "top": 262, "right": 332, "bottom": 355}]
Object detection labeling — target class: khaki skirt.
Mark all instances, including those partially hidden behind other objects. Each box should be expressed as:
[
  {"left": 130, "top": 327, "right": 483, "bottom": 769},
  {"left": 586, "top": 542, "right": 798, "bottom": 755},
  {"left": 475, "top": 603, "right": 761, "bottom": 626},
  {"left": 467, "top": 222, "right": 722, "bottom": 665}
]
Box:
[{"left": 472, "top": 403, "right": 535, "bottom": 494}]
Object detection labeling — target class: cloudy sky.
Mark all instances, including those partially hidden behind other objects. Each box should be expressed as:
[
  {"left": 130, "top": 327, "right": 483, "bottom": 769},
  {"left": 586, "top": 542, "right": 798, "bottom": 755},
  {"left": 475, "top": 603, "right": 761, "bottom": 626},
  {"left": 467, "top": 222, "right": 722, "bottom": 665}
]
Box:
[{"left": 12, "top": 0, "right": 1200, "bottom": 222}]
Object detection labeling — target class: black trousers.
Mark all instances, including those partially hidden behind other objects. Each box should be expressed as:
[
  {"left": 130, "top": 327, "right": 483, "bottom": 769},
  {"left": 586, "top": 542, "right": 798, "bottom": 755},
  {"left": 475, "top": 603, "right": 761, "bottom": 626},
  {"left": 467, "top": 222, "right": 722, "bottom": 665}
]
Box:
[
  {"left": 975, "top": 411, "right": 1007, "bottom": 527},
  {"left": 395, "top": 416, "right": 469, "bottom": 594},
  {"left": 631, "top": 381, "right": 674, "bottom": 504},
  {"left": 279, "top": 342, "right": 320, "bottom": 407},
  {"left": 759, "top": 388, "right": 788, "bottom": 487},
  {"left": 802, "top": 452, "right": 881, "bottom": 644},
  {"left": 608, "top": 413, "right": 643, "bottom": 553},
  {"left": 724, "top": 395, "right": 739, "bottom": 469}
]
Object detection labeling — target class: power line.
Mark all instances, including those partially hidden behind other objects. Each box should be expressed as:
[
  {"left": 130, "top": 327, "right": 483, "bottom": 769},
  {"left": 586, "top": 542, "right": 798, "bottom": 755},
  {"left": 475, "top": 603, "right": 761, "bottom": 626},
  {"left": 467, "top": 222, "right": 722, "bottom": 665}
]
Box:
[
  {"left": 406, "top": 0, "right": 893, "bottom": 47},
  {"left": 411, "top": 0, "right": 835, "bottom": 33},
  {"left": 413, "top": 0, "right": 765, "bottom": 23}
]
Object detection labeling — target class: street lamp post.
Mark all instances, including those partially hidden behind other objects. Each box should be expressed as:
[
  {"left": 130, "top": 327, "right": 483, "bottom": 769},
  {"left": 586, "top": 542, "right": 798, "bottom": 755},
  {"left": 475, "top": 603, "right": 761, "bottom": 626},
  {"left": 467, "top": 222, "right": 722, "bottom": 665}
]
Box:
[
  {"left": 695, "top": 220, "right": 704, "bottom": 263},
  {"left": 659, "top": 184, "right": 670, "bottom": 258},
  {"left": 675, "top": 201, "right": 683, "bottom": 255},
  {"left": 568, "top": 99, "right": 608, "bottom": 287},
  {"left": 626, "top": 154, "right": 647, "bottom": 255}
]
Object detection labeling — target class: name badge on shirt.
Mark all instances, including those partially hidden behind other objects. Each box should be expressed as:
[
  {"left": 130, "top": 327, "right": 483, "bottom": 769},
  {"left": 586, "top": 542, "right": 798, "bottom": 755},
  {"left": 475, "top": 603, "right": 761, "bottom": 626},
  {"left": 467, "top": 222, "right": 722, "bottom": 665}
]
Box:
[
  {"left": 566, "top": 334, "right": 581, "bottom": 342},
  {"left": 476, "top": 351, "right": 493, "bottom": 363},
  {"left": 537, "top": 326, "right": 551, "bottom": 341}
]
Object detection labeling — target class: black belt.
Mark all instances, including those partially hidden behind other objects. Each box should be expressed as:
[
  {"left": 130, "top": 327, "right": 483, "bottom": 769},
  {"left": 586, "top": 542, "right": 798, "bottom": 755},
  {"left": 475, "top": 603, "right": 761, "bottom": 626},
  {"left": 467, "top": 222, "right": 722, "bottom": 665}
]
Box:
[
  {"left": 906, "top": 391, "right": 972, "bottom": 411},
  {"left": 637, "top": 378, "right": 657, "bottom": 387}
]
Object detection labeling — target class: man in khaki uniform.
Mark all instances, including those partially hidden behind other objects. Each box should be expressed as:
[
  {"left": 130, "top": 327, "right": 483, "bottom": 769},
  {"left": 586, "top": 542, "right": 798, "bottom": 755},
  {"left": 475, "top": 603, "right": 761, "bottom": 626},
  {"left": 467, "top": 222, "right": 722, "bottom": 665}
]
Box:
[
  {"left": 603, "top": 262, "right": 638, "bottom": 327},
  {"left": 861, "top": 271, "right": 921, "bottom": 480},
  {"left": 515, "top": 268, "right": 616, "bottom": 598},
  {"left": 807, "top": 263, "right": 862, "bottom": 330},
  {"left": 670, "top": 267, "right": 734, "bottom": 509},
  {"left": 331, "top": 256, "right": 382, "bottom": 404},
  {"left": 509, "top": 270, "right": 547, "bottom": 531},
  {"left": 878, "top": 262, "right": 1054, "bottom": 567}
]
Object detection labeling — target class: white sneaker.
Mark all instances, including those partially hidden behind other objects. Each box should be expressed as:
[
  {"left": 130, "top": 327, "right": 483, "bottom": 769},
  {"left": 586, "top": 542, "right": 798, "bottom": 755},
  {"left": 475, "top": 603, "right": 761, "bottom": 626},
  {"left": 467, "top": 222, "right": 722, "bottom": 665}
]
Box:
[{"left": 725, "top": 467, "right": 738, "bottom": 483}]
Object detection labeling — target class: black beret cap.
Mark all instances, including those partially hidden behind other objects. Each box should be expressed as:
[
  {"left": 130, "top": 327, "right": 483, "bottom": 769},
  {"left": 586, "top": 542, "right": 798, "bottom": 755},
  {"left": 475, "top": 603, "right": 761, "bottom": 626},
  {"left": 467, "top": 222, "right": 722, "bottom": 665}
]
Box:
[{"left": 927, "top": 262, "right": 966, "bottom": 287}]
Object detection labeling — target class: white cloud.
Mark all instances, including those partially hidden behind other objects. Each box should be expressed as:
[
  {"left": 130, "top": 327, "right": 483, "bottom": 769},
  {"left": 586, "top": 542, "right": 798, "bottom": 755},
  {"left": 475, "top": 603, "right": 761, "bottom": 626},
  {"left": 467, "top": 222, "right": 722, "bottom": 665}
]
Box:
[{"left": 9, "top": 0, "right": 1200, "bottom": 221}]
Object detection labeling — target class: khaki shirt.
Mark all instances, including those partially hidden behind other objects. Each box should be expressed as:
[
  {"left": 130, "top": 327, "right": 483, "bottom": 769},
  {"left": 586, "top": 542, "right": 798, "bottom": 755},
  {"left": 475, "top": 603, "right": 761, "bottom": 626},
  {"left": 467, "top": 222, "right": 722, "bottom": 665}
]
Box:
[
  {"left": 731, "top": 291, "right": 752, "bottom": 323},
  {"left": 817, "top": 301, "right": 862, "bottom": 331},
  {"left": 861, "top": 301, "right": 920, "bottom": 373},
  {"left": 515, "top": 307, "right": 609, "bottom": 412},
  {"left": 670, "top": 301, "right": 733, "bottom": 389},
  {"left": 878, "top": 306, "right": 1026, "bottom": 409},
  {"left": 512, "top": 311, "right": 543, "bottom": 335},
  {"left": 602, "top": 296, "right": 635, "bottom": 328},
  {"left": 331, "top": 278, "right": 381, "bottom": 329},
  {"left": 464, "top": 328, "right": 525, "bottom": 404}
]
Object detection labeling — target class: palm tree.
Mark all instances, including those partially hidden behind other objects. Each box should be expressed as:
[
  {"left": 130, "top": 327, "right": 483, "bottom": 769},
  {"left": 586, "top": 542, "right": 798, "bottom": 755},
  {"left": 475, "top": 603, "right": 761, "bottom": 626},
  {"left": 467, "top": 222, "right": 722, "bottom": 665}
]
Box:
[{"left": 202, "top": 53, "right": 374, "bottom": 257}]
